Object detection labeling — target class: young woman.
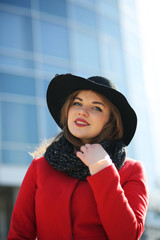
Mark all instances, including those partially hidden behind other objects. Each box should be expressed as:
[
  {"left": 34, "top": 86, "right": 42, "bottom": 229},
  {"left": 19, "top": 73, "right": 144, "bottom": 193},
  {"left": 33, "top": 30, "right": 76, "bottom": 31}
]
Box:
[{"left": 7, "top": 73, "right": 148, "bottom": 240}]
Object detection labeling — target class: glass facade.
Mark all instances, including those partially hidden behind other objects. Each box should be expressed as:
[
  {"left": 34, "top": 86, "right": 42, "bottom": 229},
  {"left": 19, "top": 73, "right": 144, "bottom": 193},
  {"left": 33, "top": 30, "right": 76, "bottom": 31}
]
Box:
[
  {"left": 0, "top": 0, "right": 159, "bottom": 239},
  {"left": 0, "top": 12, "right": 33, "bottom": 51}
]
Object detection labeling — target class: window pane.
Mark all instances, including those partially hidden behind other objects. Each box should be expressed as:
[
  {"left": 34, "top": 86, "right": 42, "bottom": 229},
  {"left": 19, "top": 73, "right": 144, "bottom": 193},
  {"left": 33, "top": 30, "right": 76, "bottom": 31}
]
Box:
[
  {"left": 2, "top": 149, "right": 32, "bottom": 166},
  {"left": 0, "top": 0, "right": 31, "bottom": 8},
  {"left": 100, "top": 40, "right": 122, "bottom": 74},
  {"left": 71, "top": 31, "right": 100, "bottom": 71},
  {"left": 97, "top": 1, "right": 119, "bottom": 21},
  {"left": 36, "top": 105, "right": 60, "bottom": 140},
  {"left": 40, "top": 21, "right": 70, "bottom": 59},
  {"left": 39, "top": 0, "right": 67, "bottom": 17},
  {"left": 119, "top": 0, "right": 136, "bottom": 10},
  {"left": 46, "top": 111, "right": 60, "bottom": 139},
  {"left": 122, "top": 31, "right": 140, "bottom": 50},
  {"left": 99, "top": 17, "right": 121, "bottom": 39},
  {"left": 0, "top": 55, "right": 34, "bottom": 69},
  {"left": 43, "top": 80, "right": 51, "bottom": 98},
  {"left": 73, "top": 0, "right": 95, "bottom": 4},
  {"left": 39, "top": 105, "right": 60, "bottom": 139},
  {"left": 124, "top": 53, "right": 144, "bottom": 92},
  {"left": 41, "top": 65, "right": 70, "bottom": 80},
  {"left": 0, "top": 73, "right": 36, "bottom": 96},
  {"left": 0, "top": 12, "right": 33, "bottom": 51},
  {"left": 1, "top": 102, "right": 38, "bottom": 143},
  {"left": 68, "top": 3, "right": 97, "bottom": 29}
]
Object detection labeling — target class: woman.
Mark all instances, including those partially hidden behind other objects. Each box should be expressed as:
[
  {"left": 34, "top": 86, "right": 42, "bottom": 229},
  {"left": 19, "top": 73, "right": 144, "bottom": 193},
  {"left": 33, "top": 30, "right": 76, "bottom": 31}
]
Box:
[{"left": 7, "top": 73, "right": 148, "bottom": 240}]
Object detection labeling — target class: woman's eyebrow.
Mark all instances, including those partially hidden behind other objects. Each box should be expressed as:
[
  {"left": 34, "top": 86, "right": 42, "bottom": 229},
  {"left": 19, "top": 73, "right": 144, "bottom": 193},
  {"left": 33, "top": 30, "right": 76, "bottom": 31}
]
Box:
[
  {"left": 75, "top": 97, "right": 105, "bottom": 108},
  {"left": 93, "top": 101, "right": 105, "bottom": 108},
  {"left": 75, "top": 97, "right": 82, "bottom": 101}
]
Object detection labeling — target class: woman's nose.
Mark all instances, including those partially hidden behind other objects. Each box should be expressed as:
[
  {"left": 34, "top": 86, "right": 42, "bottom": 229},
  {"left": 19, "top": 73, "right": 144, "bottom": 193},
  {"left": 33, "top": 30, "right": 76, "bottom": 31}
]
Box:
[{"left": 78, "top": 106, "right": 89, "bottom": 117}]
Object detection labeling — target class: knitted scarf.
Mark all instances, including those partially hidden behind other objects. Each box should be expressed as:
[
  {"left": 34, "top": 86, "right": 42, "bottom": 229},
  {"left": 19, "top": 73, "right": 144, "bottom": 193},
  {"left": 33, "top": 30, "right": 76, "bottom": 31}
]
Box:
[{"left": 44, "top": 135, "right": 126, "bottom": 181}]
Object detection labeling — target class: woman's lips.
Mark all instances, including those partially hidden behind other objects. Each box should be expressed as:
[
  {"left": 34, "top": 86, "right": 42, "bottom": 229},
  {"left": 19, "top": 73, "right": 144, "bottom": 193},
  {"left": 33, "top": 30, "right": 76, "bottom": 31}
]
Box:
[{"left": 75, "top": 118, "right": 89, "bottom": 127}]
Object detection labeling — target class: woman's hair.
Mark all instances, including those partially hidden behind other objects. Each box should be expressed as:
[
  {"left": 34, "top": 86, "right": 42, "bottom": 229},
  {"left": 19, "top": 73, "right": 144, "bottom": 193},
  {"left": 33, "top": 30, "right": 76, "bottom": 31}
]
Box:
[
  {"left": 60, "top": 90, "right": 123, "bottom": 149},
  {"left": 30, "top": 90, "right": 123, "bottom": 158}
]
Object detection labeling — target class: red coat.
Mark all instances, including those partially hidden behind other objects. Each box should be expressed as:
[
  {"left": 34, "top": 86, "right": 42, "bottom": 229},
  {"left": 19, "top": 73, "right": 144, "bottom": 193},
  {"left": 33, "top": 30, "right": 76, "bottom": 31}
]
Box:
[{"left": 7, "top": 157, "right": 148, "bottom": 240}]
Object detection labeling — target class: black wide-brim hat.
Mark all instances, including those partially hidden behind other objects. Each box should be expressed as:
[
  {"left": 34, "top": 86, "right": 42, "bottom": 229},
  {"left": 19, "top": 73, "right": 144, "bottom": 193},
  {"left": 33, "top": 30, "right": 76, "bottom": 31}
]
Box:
[{"left": 47, "top": 73, "right": 137, "bottom": 146}]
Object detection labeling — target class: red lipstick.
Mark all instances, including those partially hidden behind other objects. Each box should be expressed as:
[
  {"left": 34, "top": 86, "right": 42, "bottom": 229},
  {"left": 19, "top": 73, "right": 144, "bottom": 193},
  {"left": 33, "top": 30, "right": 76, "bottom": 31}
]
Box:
[{"left": 75, "top": 118, "right": 89, "bottom": 127}]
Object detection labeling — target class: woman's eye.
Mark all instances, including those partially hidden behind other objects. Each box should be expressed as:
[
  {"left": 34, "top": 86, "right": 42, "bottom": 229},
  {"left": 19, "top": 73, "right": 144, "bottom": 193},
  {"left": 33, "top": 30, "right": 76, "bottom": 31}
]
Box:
[
  {"left": 94, "top": 106, "right": 102, "bottom": 112},
  {"left": 73, "top": 102, "right": 81, "bottom": 106}
]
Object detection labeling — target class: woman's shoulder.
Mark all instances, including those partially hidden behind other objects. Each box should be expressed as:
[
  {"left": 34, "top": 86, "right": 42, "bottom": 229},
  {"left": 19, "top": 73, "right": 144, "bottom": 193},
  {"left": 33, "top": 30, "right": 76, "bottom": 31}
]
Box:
[
  {"left": 30, "top": 156, "right": 52, "bottom": 172},
  {"left": 122, "top": 158, "right": 144, "bottom": 169},
  {"left": 119, "top": 158, "right": 147, "bottom": 181},
  {"left": 29, "top": 156, "right": 63, "bottom": 183},
  {"left": 32, "top": 156, "right": 47, "bottom": 165}
]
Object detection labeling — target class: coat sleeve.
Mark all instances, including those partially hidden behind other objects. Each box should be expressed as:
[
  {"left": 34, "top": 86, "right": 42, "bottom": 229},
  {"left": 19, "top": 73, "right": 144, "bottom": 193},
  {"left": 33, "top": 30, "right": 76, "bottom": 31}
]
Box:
[
  {"left": 87, "top": 161, "right": 148, "bottom": 240},
  {"left": 7, "top": 160, "right": 37, "bottom": 240}
]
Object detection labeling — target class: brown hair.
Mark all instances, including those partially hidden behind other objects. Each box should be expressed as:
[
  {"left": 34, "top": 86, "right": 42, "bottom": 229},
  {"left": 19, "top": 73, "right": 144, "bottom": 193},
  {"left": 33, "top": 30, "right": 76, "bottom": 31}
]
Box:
[{"left": 60, "top": 90, "right": 123, "bottom": 149}]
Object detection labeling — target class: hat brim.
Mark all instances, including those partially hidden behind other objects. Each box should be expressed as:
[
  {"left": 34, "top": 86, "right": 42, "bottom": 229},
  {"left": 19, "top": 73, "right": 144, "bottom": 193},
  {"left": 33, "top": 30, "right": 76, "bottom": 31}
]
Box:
[{"left": 47, "top": 74, "right": 137, "bottom": 146}]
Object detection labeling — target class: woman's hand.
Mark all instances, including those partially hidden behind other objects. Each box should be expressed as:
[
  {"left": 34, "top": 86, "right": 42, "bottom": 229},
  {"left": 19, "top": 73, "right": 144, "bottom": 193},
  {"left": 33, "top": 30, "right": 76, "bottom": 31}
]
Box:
[
  {"left": 76, "top": 144, "right": 112, "bottom": 175},
  {"left": 76, "top": 143, "right": 112, "bottom": 167}
]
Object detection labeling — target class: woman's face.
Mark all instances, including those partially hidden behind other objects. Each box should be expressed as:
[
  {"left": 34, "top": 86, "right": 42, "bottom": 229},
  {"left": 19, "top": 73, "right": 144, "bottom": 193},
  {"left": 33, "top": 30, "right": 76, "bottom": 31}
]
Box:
[{"left": 67, "top": 90, "right": 111, "bottom": 144}]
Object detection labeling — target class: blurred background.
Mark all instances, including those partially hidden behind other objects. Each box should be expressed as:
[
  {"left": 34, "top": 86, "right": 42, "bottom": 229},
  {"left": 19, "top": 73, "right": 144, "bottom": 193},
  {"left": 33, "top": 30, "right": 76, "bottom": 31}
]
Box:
[{"left": 0, "top": 0, "right": 160, "bottom": 239}]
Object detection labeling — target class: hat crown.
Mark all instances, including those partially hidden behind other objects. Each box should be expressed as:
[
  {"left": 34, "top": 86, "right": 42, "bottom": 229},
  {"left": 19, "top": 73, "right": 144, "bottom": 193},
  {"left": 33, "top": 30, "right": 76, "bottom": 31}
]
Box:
[{"left": 88, "top": 76, "right": 118, "bottom": 91}]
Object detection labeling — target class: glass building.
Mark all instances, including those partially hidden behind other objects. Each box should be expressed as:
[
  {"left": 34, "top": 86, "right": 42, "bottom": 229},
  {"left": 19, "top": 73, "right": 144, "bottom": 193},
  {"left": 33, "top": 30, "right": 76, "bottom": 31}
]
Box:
[{"left": 0, "top": 0, "right": 159, "bottom": 239}]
